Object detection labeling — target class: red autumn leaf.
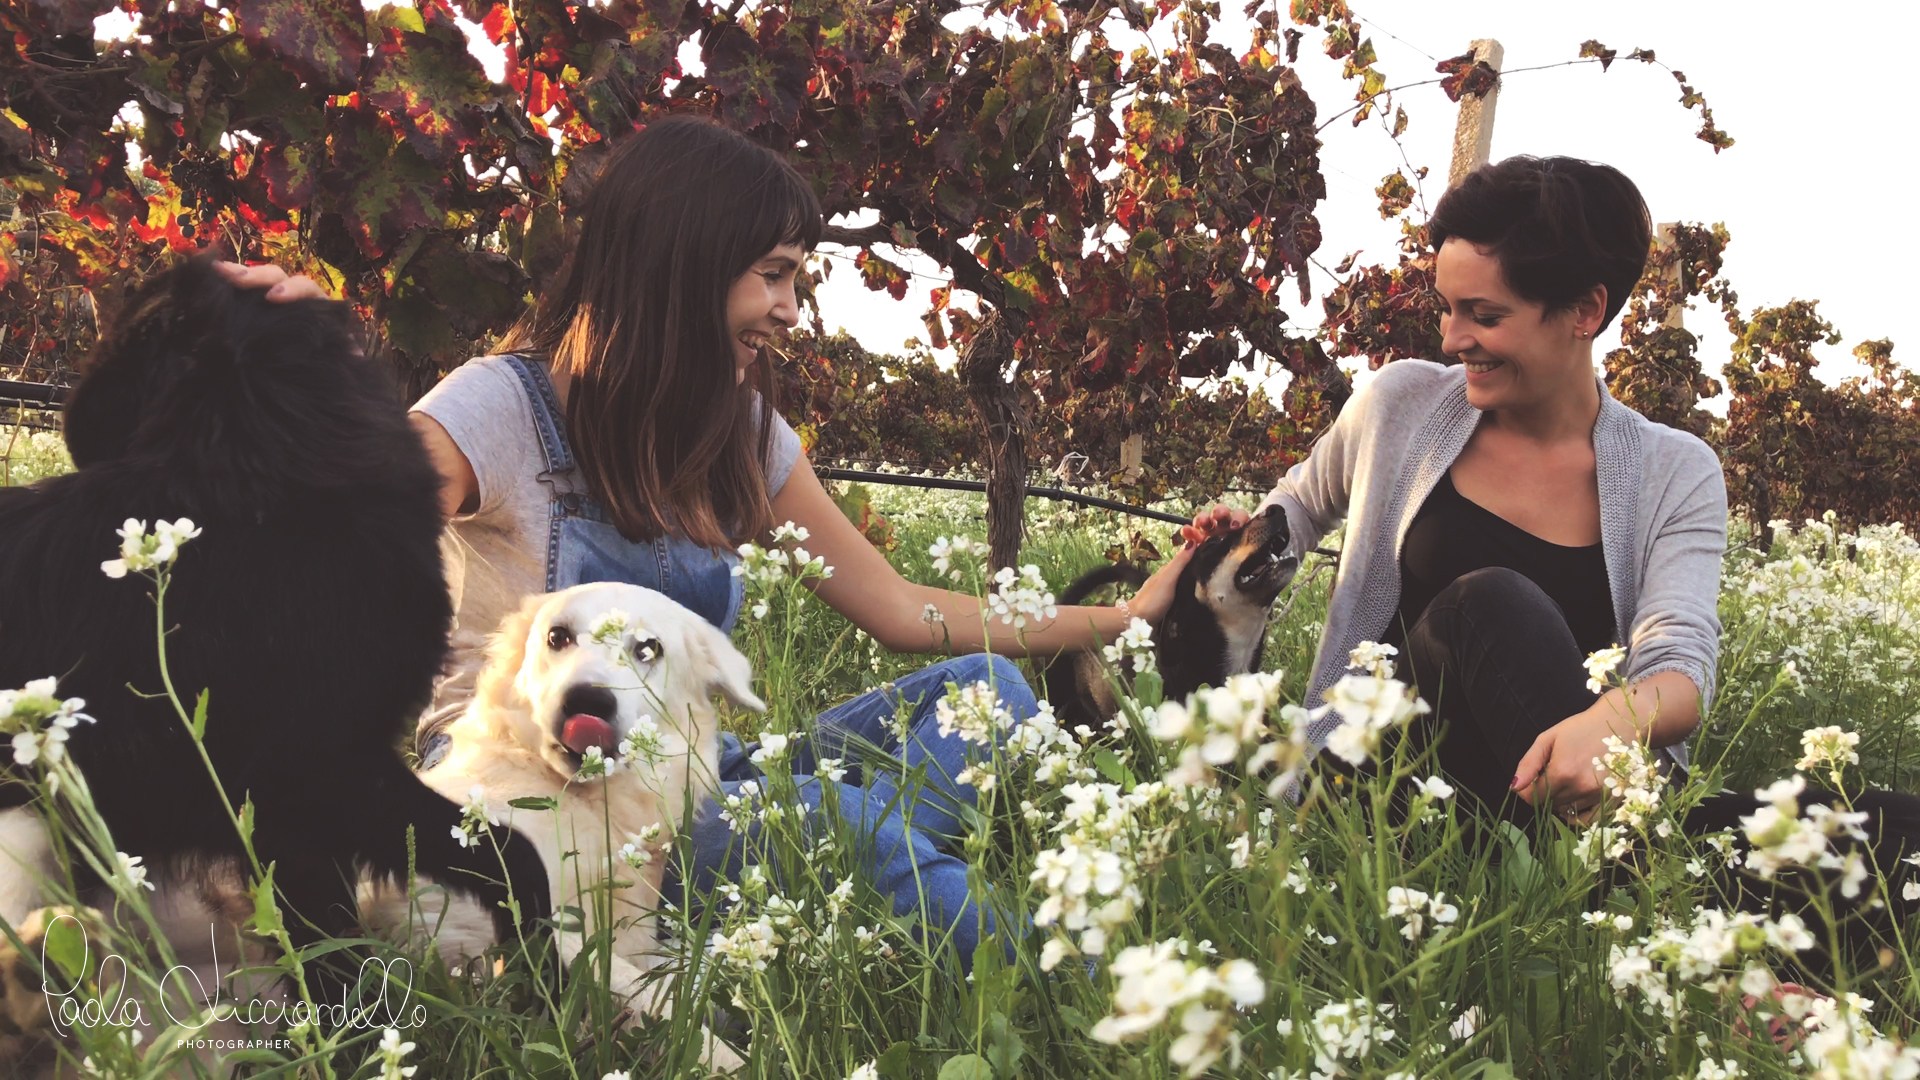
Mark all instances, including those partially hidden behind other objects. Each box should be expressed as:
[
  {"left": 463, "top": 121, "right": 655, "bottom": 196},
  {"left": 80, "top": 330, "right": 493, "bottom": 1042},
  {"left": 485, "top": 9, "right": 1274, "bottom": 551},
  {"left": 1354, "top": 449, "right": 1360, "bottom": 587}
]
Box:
[{"left": 234, "top": 0, "right": 368, "bottom": 94}]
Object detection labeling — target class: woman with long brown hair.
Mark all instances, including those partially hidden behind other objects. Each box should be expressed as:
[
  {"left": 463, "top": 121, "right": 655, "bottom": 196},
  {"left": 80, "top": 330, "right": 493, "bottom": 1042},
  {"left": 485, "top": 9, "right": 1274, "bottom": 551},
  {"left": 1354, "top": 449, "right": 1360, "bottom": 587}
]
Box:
[{"left": 232, "top": 114, "right": 1191, "bottom": 965}]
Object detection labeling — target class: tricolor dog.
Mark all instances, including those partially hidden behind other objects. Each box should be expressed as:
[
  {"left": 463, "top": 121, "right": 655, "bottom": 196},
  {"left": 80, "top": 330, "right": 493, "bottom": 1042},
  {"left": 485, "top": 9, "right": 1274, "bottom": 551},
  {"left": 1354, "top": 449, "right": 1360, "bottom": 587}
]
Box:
[{"left": 1043, "top": 505, "right": 1297, "bottom": 731}]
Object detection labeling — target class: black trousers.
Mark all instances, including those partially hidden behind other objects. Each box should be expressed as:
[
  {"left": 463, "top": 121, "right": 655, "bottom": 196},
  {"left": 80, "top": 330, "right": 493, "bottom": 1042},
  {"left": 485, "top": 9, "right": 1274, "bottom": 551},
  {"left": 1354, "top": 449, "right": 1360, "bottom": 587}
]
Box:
[
  {"left": 1394, "top": 566, "right": 1920, "bottom": 965},
  {"left": 1397, "top": 566, "right": 1598, "bottom": 821}
]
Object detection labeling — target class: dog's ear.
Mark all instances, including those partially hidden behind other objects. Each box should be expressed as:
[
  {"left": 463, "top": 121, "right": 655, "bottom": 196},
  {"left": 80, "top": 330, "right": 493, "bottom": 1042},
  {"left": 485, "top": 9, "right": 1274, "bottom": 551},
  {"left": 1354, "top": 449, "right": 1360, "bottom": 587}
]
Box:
[
  {"left": 689, "top": 622, "right": 765, "bottom": 713},
  {"left": 476, "top": 593, "right": 542, "bottom": 712},
  {"left": 63, "top": 259, "right": 235, "bottom": 468}
]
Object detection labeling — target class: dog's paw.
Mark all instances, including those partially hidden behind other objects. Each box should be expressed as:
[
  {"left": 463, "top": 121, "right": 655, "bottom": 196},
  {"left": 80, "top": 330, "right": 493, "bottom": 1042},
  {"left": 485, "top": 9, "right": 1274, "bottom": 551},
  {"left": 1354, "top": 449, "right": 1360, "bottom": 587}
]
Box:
[{"left": 0, "top": 905, "right": 103, "bottom": 1063}]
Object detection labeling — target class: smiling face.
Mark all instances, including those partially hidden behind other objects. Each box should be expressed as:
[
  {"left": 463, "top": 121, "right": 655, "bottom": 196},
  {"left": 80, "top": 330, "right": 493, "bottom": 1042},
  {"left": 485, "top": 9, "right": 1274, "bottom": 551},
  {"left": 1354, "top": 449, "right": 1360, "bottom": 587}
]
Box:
[
  {"left": 724, "top": 243, "right": 805, "bottom": 384},
  {"left": 1435, "top": 237, "right": 1601, "bottom": 415}
]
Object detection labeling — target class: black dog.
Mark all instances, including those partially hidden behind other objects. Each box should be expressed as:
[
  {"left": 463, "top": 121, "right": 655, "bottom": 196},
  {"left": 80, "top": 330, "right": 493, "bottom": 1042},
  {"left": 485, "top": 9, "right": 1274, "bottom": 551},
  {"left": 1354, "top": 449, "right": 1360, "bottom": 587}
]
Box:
[
  {"left": 0, "top": 260, "right": 549, "bottom": 997},
  {"left": 1043, "top": 504, "right": 1296, "bottom": 731}
]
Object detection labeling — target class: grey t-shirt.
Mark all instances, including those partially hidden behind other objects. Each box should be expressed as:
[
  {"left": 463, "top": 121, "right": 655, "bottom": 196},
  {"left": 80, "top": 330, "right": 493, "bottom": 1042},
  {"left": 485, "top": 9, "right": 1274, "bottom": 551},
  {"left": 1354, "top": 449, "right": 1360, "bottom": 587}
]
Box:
[{"left": 412, "top": 354, "right": 803, "bottom": 725}]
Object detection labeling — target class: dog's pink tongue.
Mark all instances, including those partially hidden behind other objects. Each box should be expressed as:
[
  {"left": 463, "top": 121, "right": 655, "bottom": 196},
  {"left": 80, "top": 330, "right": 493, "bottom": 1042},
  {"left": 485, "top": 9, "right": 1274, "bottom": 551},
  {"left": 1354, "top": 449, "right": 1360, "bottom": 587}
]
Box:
[{"left": 561, "top": 714, "right": 617, "bottom": 755}]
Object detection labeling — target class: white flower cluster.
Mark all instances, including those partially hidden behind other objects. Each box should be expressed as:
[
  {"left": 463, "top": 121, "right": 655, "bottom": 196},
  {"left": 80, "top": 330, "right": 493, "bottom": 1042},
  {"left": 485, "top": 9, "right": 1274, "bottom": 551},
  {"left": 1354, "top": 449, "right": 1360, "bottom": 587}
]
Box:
[
  {"left": 374, "top": 1026, "right": 418, "bottom": 1080},
  {"left": 717, "top": 779, "right": 793, "bottom": 832},
  {"left": 451, "top": 785, "right": 500, "bottom": 849},
  {"left": 706, "top": 867, "right": 890, "bottom": 985},
  {"left": 1583, "top": 645, "right": 1627, "bottom": 694},
  {"left": 569, "top": 716, "right": 668, "bottom": 783},
  {"left": 928, "top": 534, "right": 987, "bottom": 582},
  {"left": 586, "top": 608, "right": 633, "bottom": 646},
  {"left": 1030, "top": 780, "right": 1181, "bottom": 969},
  {"left": 616, "top": 822, "right": 666, "bottom": 870},
  {"left": 1308, "top": 998, "right": 1398, "bottom": 1076},
  {"left": 1320, "top": 670, "right": 1431, "bottom": 767},
  {"left": 1087, "top": 940, "right": 1265, "bottom": 1077},
  {"left": 1724, "top": 518, "right": 1920, "bottom": 713},
  {"left": 1795, "top": 991, "right": 1920, "bottom": 1079},
  {"left": 707, "top": 905, "right": 794, "bottom": 976},
  {"left": 1003, "top": 700, "right": 1093, "bottom": 789},
  {"left": 2, "top": 428, "right": 70, "bottom": 486},
  {"left": 1595, "top": 734, "right": 1668, "bottom": 835},
  {"left": 116, "top": 851, "right": 156, "bottom": 893},
  {"left": 1606, "top": 907, "right": 1814, "bottom": 1019},
  {"left": 734, "top": 523, "right": 833, "bottom": 619},
  {"left": 1384, "top": 885, "right": 1459, "bottom": 943},
  {"left": 748, "top": 730, "right": 792, "bottom": 768},
  {"left": 1580, "top": 910, "right": 1636, "bottom": 933},
  {"left": 1149, "top": 672, "right": 1307, "bottom": 797},
  {"left": 1797, "top": 724, "right": 1861, "bottom": 787},
  {"left": 3, "top": 677, "right": 95, "bottom": 772},
  {"left": 1101, "top": 617, "right": 1158, "bottom": 675},
  {"left": 986, "top": 564, "right": 1058, "bottom": 629},
  {"left": 1738, "top": 774, "right": 1871, "bottom": 892},
  {"left": 933, "top": 680, "right": 1015, "bottom": 747},
  {"left": 101, "top": 516, "right": 201, "bottom": 578}
]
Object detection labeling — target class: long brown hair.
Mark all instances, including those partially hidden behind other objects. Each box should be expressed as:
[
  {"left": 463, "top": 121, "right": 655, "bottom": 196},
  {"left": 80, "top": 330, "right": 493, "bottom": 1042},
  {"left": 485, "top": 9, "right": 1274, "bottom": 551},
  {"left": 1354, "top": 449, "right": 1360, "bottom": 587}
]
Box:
[{"left": 497, "top": 115, "right": 822, "bottom": 547}]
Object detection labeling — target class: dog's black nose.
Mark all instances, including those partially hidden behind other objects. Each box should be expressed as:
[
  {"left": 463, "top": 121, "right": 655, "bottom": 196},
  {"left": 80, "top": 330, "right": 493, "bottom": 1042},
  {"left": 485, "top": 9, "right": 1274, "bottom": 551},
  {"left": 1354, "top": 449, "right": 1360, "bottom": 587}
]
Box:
[{"left": 559, "top": 684, "right": 618, "bottom": 720}]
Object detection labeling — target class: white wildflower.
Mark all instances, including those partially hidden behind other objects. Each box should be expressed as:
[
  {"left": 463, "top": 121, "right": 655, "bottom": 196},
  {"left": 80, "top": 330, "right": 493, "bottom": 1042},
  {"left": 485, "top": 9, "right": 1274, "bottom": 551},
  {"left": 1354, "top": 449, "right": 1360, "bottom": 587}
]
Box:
[
  {"left": 1797, "top": 725, "right": 1861, "bottom": 785},
  {"left": 1583, "top": 646, "right": 1627, "bottom": 694},
  {"left": 749, "top": 731, "right": 792, "bottom": 767},
  {"left": 986, "top": 564, "right": 1058, "bottom": 629},
  {"left": 1347, "top": 640, "right": 1398, "bottom": 678},
  {"left": 375, "top": 1026, "right": 418, "bottom": 1080},
  {"left": 101, "top": 517, "right": 202, "bottom": 579},
  {"left": 116, "top": 851, "right": 156, "bottom": 892}
]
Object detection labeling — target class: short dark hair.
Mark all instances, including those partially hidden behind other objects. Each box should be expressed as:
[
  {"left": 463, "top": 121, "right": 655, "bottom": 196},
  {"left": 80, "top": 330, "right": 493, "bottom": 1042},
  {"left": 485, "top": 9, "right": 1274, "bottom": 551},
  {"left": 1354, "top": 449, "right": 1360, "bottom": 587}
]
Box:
[
  {"left": 1429, "top": 156, "right": 1651, "bottom": 331},
  {"left": 499, "top": 114, "right": 823, "bottom": 547}
]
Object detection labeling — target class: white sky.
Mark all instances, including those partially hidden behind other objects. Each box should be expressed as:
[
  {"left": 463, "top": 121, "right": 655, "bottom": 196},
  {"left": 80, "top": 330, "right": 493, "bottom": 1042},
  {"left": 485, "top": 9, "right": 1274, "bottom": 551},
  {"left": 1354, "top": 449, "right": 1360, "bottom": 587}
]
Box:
[{"left": 813, "top": 0, "right": 1919, "bottom": 401}]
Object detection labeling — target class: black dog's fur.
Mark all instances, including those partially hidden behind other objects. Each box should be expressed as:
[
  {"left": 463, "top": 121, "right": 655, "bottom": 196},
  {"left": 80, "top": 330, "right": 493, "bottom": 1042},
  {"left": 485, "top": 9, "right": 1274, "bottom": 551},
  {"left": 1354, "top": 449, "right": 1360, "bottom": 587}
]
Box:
[
  {"left": 1043, "top": 505, "right": 1296, "bottom": 731},
  {"left": 0, "top": 260, "right": 548, "bottom": 991}
]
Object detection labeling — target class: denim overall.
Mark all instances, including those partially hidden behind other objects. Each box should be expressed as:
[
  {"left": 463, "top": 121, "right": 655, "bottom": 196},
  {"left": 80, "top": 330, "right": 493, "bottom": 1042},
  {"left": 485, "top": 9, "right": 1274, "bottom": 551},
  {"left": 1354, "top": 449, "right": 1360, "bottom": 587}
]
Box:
[
  {"left": 492, "top": 355, "right": 1037, "bottom": 966},
  {"left": 500, "top": 354, "right": 744, "bottom": 630}
]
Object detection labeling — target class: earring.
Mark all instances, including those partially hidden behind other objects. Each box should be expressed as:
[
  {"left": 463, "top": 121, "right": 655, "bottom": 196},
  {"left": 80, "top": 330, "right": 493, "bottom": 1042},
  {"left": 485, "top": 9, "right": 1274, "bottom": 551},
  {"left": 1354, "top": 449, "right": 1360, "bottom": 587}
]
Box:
[{"left": 1576, "top": 329, "right": 1590, "bottom": 339}]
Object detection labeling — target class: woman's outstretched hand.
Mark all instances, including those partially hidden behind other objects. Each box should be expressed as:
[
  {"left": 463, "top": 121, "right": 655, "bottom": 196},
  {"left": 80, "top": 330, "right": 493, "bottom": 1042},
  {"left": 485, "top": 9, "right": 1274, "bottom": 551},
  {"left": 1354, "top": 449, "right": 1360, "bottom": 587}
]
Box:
[
  {"left": 1178, "top": 504, "right": 1250, "bottom": 548},
  {"left": 212, "top": 260, "right": 329, "bottom": 302}
]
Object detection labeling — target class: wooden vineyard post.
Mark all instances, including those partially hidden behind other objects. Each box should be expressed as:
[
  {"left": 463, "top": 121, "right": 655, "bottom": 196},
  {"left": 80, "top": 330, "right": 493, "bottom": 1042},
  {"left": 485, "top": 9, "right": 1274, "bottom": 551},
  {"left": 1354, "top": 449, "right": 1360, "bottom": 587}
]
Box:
[{"left": 1447, "top": 39, "right": 1505, "bottom": 189}]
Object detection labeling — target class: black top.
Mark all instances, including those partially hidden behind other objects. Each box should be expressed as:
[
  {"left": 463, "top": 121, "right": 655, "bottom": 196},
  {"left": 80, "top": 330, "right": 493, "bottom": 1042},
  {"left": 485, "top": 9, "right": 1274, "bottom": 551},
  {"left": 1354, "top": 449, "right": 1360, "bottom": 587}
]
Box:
[{"left": 1384, "top": 471, "right": 1615, "bottom": 655}]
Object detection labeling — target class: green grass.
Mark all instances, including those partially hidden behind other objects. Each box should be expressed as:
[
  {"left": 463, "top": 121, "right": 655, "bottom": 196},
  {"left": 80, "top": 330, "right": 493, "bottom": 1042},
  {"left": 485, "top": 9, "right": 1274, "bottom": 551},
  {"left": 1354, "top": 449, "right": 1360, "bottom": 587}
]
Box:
[{"left": 5, "top": 474, "right": 1920, "bottom": 1078}]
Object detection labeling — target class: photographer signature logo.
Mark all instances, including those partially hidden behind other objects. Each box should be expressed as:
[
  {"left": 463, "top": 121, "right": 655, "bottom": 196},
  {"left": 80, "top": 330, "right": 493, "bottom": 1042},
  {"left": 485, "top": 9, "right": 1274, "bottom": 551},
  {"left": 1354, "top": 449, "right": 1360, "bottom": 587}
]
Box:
[{"left": 38, "top": 913, "right": 427, "bottom": 1037}]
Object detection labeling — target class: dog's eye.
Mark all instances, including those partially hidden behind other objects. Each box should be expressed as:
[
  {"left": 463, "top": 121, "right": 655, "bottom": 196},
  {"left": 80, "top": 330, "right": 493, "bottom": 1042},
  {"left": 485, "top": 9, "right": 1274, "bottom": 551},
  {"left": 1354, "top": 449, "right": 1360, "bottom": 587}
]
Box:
[
  {"left": 632, "top": 636, "right": 661, "bottom": 663},
  {"left": 545, "top": 625, "right": 574, "bottom": 651}
]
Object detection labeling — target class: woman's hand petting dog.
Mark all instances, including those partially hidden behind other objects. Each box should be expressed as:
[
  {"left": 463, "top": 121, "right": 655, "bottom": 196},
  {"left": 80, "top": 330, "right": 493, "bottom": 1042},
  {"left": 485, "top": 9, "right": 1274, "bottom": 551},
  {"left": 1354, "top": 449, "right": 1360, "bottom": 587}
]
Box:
[
  {"left": 212, "top": 259, "right": 328, "bottom": 302},
  {"left": 1181, "top": 504, "right": 1252, "bottom": 548}
]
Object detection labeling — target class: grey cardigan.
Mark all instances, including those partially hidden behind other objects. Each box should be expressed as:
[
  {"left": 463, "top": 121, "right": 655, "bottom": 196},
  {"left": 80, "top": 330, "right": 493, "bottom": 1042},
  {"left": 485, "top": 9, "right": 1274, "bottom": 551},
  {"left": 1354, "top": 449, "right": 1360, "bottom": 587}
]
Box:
[{"left": 1258, "top": 359, "right": 1728, "bottom": 767}]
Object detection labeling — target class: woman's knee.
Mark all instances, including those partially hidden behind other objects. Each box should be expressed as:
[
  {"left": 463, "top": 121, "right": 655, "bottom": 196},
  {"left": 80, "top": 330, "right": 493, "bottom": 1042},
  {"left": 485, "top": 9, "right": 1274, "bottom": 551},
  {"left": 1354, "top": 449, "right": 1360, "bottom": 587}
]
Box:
[
  {"left": 1436, "top": 566, "right": 1550, "bottom": 612},
  {"left": 1405, "top": 567, "right": 1562, "bottom": 676}
]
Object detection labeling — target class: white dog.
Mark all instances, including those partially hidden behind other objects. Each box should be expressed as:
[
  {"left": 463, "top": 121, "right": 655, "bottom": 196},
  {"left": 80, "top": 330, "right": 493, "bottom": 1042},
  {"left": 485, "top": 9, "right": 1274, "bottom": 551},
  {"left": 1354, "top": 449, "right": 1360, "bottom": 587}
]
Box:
[
  {"left": 1, "top": 582, "right": 757, "bottom": 1072},
  {"left": 364, "top": 582, "right": 761, "bottom": 1069}
]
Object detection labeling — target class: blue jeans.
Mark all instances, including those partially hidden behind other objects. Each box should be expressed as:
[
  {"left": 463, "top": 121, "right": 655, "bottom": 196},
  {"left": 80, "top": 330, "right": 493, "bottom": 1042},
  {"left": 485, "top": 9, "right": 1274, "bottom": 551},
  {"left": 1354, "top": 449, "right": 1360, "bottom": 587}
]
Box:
[{"left": 665, "top": 654, "right": 1037, "bottom": 967}]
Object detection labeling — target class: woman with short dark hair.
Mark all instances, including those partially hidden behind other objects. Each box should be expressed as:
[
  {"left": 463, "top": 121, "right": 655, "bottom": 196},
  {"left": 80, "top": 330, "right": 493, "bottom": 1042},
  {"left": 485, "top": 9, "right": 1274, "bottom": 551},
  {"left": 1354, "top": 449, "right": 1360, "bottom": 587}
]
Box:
[{"left": 1191, "top": 154, "right": 1723, "bottom": 821}]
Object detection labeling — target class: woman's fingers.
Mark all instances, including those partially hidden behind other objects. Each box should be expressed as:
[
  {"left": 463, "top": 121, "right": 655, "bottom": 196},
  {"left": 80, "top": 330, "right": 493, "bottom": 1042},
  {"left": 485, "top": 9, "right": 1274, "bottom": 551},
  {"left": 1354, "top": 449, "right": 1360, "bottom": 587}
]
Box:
[
  {"left": 1178, "top": 504, "right": 1253, "bottom": 548},
  {"left": 212, "top": 260, "right": 328, "bottom": 302},
  {"left": 1511, "top": 733, "right": 1552, "bottom": 804}
]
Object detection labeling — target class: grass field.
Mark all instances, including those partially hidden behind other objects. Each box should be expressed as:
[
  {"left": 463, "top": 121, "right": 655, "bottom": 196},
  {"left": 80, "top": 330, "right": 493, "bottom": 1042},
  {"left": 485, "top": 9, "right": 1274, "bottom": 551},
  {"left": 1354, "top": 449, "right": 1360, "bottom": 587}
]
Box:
[{"left": 5, "top": 454, "right": 1920, "bottom": 1078}]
